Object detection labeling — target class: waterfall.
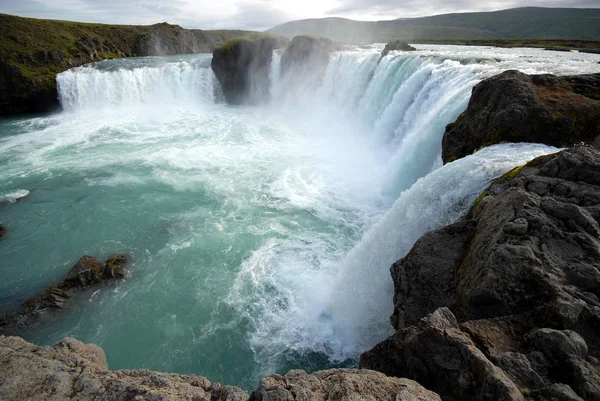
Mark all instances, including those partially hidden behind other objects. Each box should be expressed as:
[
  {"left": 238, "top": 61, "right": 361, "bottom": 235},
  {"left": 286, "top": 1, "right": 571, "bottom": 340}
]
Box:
[
  {"left": 57, "top": 56, "right": 219, "bottom": 111},
  {"left": 43, "top": 46, "right": 582, "bottom": 384}
]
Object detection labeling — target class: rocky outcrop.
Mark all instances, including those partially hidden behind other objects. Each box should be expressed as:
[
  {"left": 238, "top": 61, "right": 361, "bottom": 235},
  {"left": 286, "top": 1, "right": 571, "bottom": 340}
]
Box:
[
  {"left": 280, "top": 35, "right": 336, "bottom": 80},
  {"left": 0, "top": 335, "right": 442, "bottom": 401},
  {"left": 361, "top": 308, "right": 525, "bottom": 401},
  {"left": 0, "top": 13, "right": 255, "bottom": 115},
  {"left": 0, "top": 224, "right": 4, "bottom": 238},
  {"left": 0, "top": 255, "right": 128, "bottom": 335},
  {"left": 362, "top": 146, "right": 600, "bottom": 401},
  {"left": 381, "top": 40, "right": 416, "bottom": 57},
  {"left": 250, "top": 368, "right": 441, "bottom": 401},
  {"left": 0, "top": 336, "right": 248, "bottom": 401},
  {"left": 211, "top": 35, "right": 288, "bottom": 104},
  {"left": 441, "top": 70, "right": 600, "bottom": 163}
]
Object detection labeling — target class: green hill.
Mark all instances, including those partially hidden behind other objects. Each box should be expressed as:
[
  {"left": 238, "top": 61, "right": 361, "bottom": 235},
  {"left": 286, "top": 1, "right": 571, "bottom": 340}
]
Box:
[
  {"left": 0, "top": 13, "right": 256, "bottom": 115},
  {"left": 267, "top": 7, "right": 600, "bottom": 42}
]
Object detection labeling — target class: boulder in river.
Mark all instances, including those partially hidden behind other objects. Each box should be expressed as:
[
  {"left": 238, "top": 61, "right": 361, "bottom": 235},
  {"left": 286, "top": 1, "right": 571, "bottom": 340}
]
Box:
[
  {"left": 381, "top": 40, "right": 416, "bottom": 57},
  {"left": 1, "top": 254, "right": 129, "bottom": 335}
]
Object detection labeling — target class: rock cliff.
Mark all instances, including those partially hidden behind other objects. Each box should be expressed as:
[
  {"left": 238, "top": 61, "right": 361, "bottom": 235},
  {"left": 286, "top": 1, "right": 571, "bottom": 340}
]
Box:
[
  {"left": 211, "top": 35, "right": 288, "bottom": 104},
  {"left": 441, "top": 70, "right": 600, "bottom": 163},
  {"left": 361, "top": 146, "right": 600, "bottom": 401},
  {"left": 0, "top": 13, "right": 254, "bottom": 115},
  {"left": 0, "top": 336, "right": 441, "bottom": 401}
]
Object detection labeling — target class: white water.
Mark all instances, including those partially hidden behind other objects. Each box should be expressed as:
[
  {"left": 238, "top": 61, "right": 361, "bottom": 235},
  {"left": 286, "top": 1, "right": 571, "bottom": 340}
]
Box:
[{"left": 2, "top": 45, "right": 598, "bottom": 387}]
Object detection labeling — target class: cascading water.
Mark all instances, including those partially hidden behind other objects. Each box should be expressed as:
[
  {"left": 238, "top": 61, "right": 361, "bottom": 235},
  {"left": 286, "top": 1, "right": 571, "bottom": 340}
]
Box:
[
  {"left": 0, "top": 44, "right": 598, "bottom": 389},
  {"left": 57, "top": 55, "right": 220, "bottom": 111}
]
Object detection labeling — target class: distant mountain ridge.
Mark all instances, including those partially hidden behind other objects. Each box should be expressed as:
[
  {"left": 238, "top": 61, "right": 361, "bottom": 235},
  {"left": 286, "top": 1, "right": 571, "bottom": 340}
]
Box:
[{"left": 267, "top": 7, "right": 600, "bottom": 42}]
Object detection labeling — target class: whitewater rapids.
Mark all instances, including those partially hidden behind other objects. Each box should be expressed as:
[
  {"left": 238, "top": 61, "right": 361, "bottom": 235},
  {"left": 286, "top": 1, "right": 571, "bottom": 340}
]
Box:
[{"left": 0, "top": 45, "right": 598, "bottom": 388}]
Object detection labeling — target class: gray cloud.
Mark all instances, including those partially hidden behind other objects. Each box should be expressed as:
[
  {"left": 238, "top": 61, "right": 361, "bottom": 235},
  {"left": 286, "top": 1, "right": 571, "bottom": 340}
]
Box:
[{"left": 0, "top": 0, "right": 598, "bottom": 30}]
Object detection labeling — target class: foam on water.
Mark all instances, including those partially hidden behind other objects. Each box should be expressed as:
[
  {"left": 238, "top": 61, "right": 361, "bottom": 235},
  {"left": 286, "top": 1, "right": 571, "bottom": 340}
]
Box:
[{"left": 0, "top": 44, "right": 598, "bottom": 388}]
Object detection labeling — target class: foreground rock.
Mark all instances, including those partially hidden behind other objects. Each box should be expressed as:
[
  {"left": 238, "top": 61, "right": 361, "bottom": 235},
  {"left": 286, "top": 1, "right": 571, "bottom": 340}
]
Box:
[
  {"left": 211, "top": 35, "right": 288, "bottom": 104},
  {"left": 381, "top": 40, "right": 416, "bottom": 57},
  {"left": 0, "top": 336, "right": 248, "bottom": 401},
  {"left": 0, "top": 336, "right": 441, "bottom": 401},
  {"left": 250, "top": 368, "right": 440, "bottom": 401},
  {"left": 0, "top": 255, "right": 128, "bottom": 334},
  {"left": 362, "top": 146, "right": 600, "bottom": 401},
  {"left": 0, "top": 224, "right": 4, "bottom": 238},
  {"left": 442, "top": 70, "right": 600, "bottom": 163},
  {"left": 361, "top": 308, "right": 524, "bottom": 401}
]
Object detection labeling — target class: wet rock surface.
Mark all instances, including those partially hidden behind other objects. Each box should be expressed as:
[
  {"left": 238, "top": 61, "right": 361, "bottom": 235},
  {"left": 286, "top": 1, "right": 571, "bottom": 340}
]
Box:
[
  {"left": 211, "top": 35, "right": 287, "bottom": 104},
  {"left": 362, "top": 146, "right": 600, "bottom": 401},
  {"left": 442, "top": 70, "right": 600, "bottom": 163},
  {"left": 0, "top": 255, "right": 128, "bottom": 335}
]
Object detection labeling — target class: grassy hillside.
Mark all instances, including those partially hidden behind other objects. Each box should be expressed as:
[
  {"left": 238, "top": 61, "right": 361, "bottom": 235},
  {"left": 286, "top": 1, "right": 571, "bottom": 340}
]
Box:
[
  {"left": 268, "top": 7, "right": 600, "bottom": 42},
  {"left": 0, "top": 13, "right": 255, "bottom": 115}
]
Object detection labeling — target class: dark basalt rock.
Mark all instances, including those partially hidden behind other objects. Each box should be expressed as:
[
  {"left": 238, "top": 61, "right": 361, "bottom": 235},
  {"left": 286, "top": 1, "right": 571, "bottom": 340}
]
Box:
[
  {"left": 211, "top": 35, "right": 287, "bottom": 104},
  {"left": 0, "top": 254, "right": 129, "bottom": 335},
  {"left": 0, "top": 224, "right": 5, "bottom": 238},
  {"left": 361, "top": 308, "right": 524, "bottom": 401},
  {"left": 442, "top": 70, "right": 600, "bottom": 164},
  {"left": 362, "top": 147, "right": 600, "bottom": 401},
  {"left": 381, "top": 40, "right": 416, "bottom": 57}
]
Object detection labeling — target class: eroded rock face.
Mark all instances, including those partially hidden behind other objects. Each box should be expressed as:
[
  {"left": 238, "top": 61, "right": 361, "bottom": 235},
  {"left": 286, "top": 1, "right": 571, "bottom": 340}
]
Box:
[
  {"left": 363, "top": 146, "right": 600, "bottom": 401},
  {"left": 211, "top": 36, "right": 288, "bottom": 104},
  {"left": 250, "top": 368, "right": 441, "bottom": 401},
  {"left": 381, "top": 40, "right": 416, "bottom": 57},
  {"left": 361, "top": 308, "right": 524, "bottom": 401},
  {"left": 442, "top": 70, "right": 600, "bottom": 163},
  {"left": 0, "top": 336, "right": 248, "bottom": 401}
]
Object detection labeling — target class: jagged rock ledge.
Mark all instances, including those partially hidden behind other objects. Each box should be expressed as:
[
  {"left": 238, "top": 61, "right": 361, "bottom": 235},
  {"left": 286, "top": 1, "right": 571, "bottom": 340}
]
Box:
[
  {"left": 442, "top": 70, "right": 600, "bottom": 163},
  {"left": 0, "top": 335, "right": 441, "bottom": 401},
  {"left": 361, "top": 146, "right": 600, "bottom": 401},
  {"left": 0, "top": 255, "right": 128, "bottom": 335}
]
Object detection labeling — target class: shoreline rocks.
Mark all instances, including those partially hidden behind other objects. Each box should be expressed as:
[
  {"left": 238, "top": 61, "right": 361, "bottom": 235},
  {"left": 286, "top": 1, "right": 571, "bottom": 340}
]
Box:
[
  {"left": 0, "top": 335, "right": 441, "bottom": 401},
  {"left": 442, "top": 70, "right": 600, "bottom": 163}
]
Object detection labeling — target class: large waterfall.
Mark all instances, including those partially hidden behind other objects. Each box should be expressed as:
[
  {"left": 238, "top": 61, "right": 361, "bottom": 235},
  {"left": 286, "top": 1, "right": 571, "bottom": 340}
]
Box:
[{"left": 1, "top": 44, "right": 598, "bottom": 388}]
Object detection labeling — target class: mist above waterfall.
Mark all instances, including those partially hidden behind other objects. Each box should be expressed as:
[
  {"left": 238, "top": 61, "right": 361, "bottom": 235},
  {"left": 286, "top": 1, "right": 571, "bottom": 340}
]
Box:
[{"left": 1, "top": 44, "right": 598, "bottom": 389}]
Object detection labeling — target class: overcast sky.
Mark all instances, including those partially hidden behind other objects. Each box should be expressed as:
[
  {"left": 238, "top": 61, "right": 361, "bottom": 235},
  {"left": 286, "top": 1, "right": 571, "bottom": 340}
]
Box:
[{"left": 1, "top": 0, "right": 598, "bottom": 31}]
